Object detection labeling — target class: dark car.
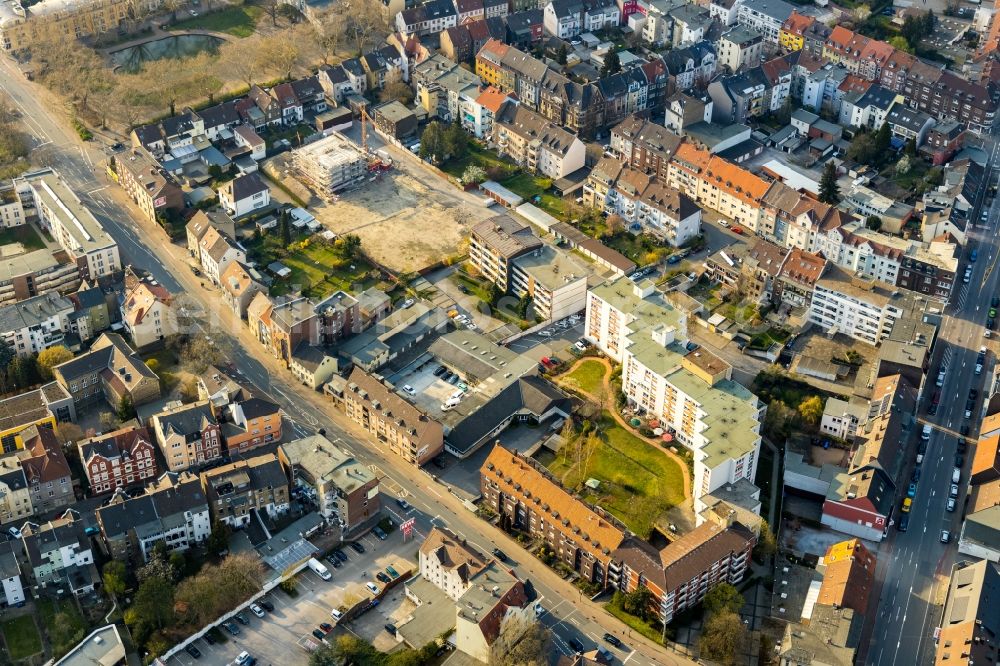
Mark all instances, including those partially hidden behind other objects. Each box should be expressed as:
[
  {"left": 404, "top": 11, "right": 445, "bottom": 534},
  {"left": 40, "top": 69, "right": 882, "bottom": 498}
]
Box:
[
  {"left": 970, "top": 389, "right": 979, "bottom": 400},
  {"left": 385, "top": 623, "right": 397, "bottom": 635},
  {"left": 260, "top": 600, "right": 274, "bottom": 612},
  {"left": 992, "top": 296, "right": 999, "bottom": 308},
  {"left": 961, "top": 425, "right": 970, "bottom": 436},
  {"left": 185, "top": 645, "right": 202, "bottom": 659},
  {"left": 376, "top": 571, "right": 391, "bottom": 583},
  {"left": 372, "top": 526, "right": 387, "bottom": 540},
  {"left": 458, "top": 285, "right": 469, "bottom": 294},
  {"left": 928, "top": 403, "right": 937, "bottom": 415},
  {"left": 328, "top": 557, "right": 342, "bottom": 568},
  {"left": 492, "top": 548, "right": 508, "bottom": 562},
  {"left": 569, "top": 638, "right": 585, "bottom": 653},
  {"left": 350, "top": 542, "right": 366, "bottom": 554},
  {"left": 958, "top": 439, "right": 968, "bottom": 453},
  {"left": 433, "top": 366, "right": 447, "bottom": 377},
  {"left": 334, "top": 549, "right": 349, "bottom": 562},
  {"left": 223, "top": 622, "right": 240, "bottom": 636},
  {"left": 312, "top": 629, "right": 326, "bottom": 641},
  {"left": 235, "top": 613, "right": 249, "bottom": 625},
  {"left": 912, "top": 468, "right": 921, "bottom": 483},
  {"left": 203, "top": 632, "right": 216, "bottom": 645},
  {"left": 396, "top": 498, "right": 411, "bottom": 510},
  {"left": 320, "top": 622, "right": 334, "bottom": 633},
  {"left": 603, "top": 633, "right": 622, "bottom": 648},
  {"left": 956, "top": 454, "right": 964, "bottom": 467},
  {"left": 898, "top": 514, "right": 909, "bottom": 532}
]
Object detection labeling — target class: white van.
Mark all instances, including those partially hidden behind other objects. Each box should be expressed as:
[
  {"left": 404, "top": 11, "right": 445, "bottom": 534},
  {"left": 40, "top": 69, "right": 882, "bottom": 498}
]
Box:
[
  {"left": 936, "top": 370, "right": 946, "bottom": 387},
  {"left": 331, "top": 608, "right": 343, "bottom": 622},
  {"left": 953, "top": 467, "right": 961, "bottom": 483},
  {"left": 308, "top": 557, "right": 332, "bottom": 581},
  {"left": 921, "top": 425, "right": 932, "bottom": 441}
]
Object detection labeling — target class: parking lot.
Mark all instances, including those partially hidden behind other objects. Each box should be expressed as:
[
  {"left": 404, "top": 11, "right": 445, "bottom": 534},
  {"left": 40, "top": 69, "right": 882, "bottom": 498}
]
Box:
[
  {"left": 506, "top": 316, "right": 584, "bottom": 357},
  {"left": 168, "top": 528, "right": 417, "bottom": 666}
]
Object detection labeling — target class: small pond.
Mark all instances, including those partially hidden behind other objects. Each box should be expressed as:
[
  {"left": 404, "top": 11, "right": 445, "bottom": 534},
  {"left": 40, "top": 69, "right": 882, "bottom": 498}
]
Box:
[{"left": 109, "top": 34, "right": 224, "bottom": 72}]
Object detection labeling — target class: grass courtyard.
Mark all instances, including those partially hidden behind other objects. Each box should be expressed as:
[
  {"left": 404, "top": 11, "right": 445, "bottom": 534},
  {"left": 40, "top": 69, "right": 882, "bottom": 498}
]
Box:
[
  {"left": 561, "top": 359, "right": 607, "bottom": 397},
  {"left": 0, "top": 224, "right": 46, "bottom": 251},
  {"left": 1, "top": 615, "right": 43, "bottom": 661},
  {"left": 165, "top": 5, "right": 264, "bottom": 37},
  {"left": 546, "top": 412, "right": 686, "bottom": 539}
]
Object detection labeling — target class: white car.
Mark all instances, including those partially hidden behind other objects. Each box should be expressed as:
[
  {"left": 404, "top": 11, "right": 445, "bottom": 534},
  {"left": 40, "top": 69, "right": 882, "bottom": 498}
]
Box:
[
  {"left": 950, "top": 483, "right": 960, "bottom": 497},
  {"left": 402, "top": 384, "right": 416, "bottom": 396},
  {"left": 402, "top": 298, "right": 414, "bottom": 308},
  {"left": 940, "top": 530, "right": 950, "bottom": 543},
  {"left": 574, "top": 341, "right": 587, "bottom": 351},
  {"left": 455, "top": 314, "right": 468, "bottom": 323},
  {"left": 466, "top": 322, "right": 477, "bottom": 330},
  {"left": 366, "top": 582, "right": 380, "bottom": 595},
  {"left": 236, "top": 652, "right": 251, "bottom": 666},
  {"left": 330, "top": 608, "right": 343, "bottom": 621},
  {"left": 947, "top": 497, "right": 956, "bottom": 512},
  {"left": 7, "top": 526, "right": 21, "bottom": 539},
  {"left": 249, "top": 603, "right": 264, "bottom": 618}
]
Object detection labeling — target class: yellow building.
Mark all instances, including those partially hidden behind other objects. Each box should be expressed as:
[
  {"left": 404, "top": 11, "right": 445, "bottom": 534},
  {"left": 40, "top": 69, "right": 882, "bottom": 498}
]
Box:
[
  {"left": 0, "top": 384, "right": 74, "bottom": 454},
  {"left": 779, "top": 11, "right": 813, "bottom": 53},
  {"left": 0, "top": 0, "right": 162, "bottom": 53}
]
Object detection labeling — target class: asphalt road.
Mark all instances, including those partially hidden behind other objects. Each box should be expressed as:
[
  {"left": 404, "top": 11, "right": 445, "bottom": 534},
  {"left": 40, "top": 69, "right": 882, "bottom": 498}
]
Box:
[
  {"left": 865, "top": 136, "right": 1000, "bottom": 666},
  {"left": 0, "top": 58, "right": 689, "bottom": 666}
]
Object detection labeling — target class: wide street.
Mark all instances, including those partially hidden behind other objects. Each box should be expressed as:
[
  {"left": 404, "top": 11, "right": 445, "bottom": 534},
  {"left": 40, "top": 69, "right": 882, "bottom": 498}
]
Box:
[
  {"left": 0, "top": 58, "right": 691, "bottom": 666},
  {"left": 865, "top": 136, "right": 1000, "bottom": 666}
]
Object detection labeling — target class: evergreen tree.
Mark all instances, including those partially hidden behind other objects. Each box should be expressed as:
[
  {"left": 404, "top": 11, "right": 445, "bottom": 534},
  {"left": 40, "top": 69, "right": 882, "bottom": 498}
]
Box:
[
  {"left": 601, "top": 50, "right": 621, "bottom": 76},
  {"left": 874, "top": 121, "right": 892, "bottom": 162},
  {"left": 556, "top": 43, "right": 568, "bottom": 65},
  {"left": 819, "top": 162, "right": 840, "bottom": 204},
  {"left": 279, "top": 210, "right": 292, "bottom": 247}
]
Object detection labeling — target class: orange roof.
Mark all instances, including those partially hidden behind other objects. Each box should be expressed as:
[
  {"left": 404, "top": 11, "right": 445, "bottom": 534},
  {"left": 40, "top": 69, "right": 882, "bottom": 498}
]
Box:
[
  {"left": 981, "top": 0, "right": 1000, "bottom": 58},
  {"left": 817, "top": 539, "right": 876, "bottom": 613},
  {"left": 972, "top": 430, "right": 1000, "bottom": 483},
  {"left": 781, "top": 10, "right": 814, "bottom": 36},
  {"left": 980, "top": 411, "right": 1000, "bottom": 436},
  {"left": 475, "top": 86, "right": 510, "bottom": 114},
  {"left": 826, "top": 25, "right": 855, "bottom": 54},
  {"left": 482, "top": 445, "right": 625, "bottom": 561},
  {"left": 478, "top": 38, "right": 509, "bottom": 60},
  {"left": 779, "top": 248, "right": 826, "bottom": 286},
  {"left": 839, "top": 74, "right": 872, "bottom": 95},
  {"left": 968, "top": 478, "right": 1000, "bottom": 513},
  {"left": 860, "top": 39, "right": 895, "bottom": 66},
  {"left": 704, "top": 156, "right": 770, "bottom": 204},
  {"left": 671, "top": 142, "right": 712, "bottom": 175}
]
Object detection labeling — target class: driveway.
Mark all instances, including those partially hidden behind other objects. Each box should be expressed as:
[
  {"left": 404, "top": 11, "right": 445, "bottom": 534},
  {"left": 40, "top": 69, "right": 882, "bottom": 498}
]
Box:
[{"left": 506, "top": 317, "right": 584, "bottom": 357}]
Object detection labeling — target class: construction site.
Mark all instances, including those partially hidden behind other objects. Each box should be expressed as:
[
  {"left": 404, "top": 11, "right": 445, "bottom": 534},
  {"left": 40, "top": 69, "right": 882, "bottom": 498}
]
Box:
[{"left": 291, "top": 130, "right": 390, "bottom": 200}]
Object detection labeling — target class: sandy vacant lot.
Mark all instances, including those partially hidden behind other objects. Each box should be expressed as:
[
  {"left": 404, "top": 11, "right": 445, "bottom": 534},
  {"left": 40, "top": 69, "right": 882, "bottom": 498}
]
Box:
[{"left": 308, "top": 169, "right": 493, "bottom": 274}]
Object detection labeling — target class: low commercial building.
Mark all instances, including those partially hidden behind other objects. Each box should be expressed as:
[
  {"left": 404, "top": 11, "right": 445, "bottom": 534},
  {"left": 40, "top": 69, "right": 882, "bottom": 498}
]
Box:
[
  {"left": 278, "top": 434, "right": 380, "bottom": 531},
  {"left": 77, "top": 425, "right": 159, "bottom": 496},
  {"left": 373, "top": 101, "right": 419, "bottom": 141},
  {"left": 201, "top": 453, "right": 290, "bottom": 528},
  {"left": 292, "top": 131, "right": 369, "bottom": 194}
]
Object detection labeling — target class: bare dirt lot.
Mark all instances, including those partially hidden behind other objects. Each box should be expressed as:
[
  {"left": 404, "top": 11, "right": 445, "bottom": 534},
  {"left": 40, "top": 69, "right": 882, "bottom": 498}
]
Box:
[{"left": 308, "top": 170, "right": 492, "bottom": 274}]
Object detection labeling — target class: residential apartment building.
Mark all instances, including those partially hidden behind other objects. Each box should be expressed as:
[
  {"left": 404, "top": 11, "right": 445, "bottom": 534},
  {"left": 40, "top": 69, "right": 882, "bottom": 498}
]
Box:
[
  {"left": 95, "top": 471, "right": 210, "bottom": 561},
  {"left": 21, "top": 512, "right": 95, "bottom": 593},
  {"left": 510, "top": 245, "right": 593, "bottom": 321},
  {"left": 0, "top": 457, "right": 31, "bottom": 525},
  {"left": 611, "top": 116, "right": 684, "bottom": 181},
  {"left": 613, "top": 520, "right": 755, "bottom": 623},
  {"left": 665, "top": 144, "right": 770, "bottom": 231},
  {"left": 0, "top": 0, "right": 162, "bottom": 53},
  {"left": 0, "top": 246, "right": 81, "bottom": 307},
  {"left": 13, "top": 169, "right": 120, "bottom": 281},
  {"left": 52, "top": 332, "right": 161, "bottom": 410},
  {"left": 291, "top": 131, "right": 370, "bottom": 194},
  {"left": 0, "top": 292, "right": 74, "bottom": 357},
  {"left": 816, "top": 539, "right": 876, "bottom": 614},
  {"left": 222, "top": 397, "right": 283, "bottom": 456},
  {"left": 935, "top": 560, "right": 1000, "bottom": 665},
  {"left": 339, "top": 368, "right": 444, "bottom": 465},
  {"left": 0, "top": 542, "right": 24, "bottom": 606},
  {"left": 718, "top": 27, "right": 763, "bottom": 73},
  {"left": 201, "top": 453, "right": 290, "bottom": 528},
  {"left": 198, "top": 226, "right": 246, "bottom": 286},
  {"left": 77, "top": 426, "right": 159, "bottom": 496},
  {"left": 418, "top": 526, "right": 489, "bottom": 600},
  {"left": 481, "top": 445, "right": 627, "bottom": 588},
  {"left": 15, "top": 425, "right": 73, "bottom": 515},
  {"left": 218, "top": 173, "right": 270, "bottom": 218},
  {"left": 110, "top": 150, "right": 184, "bottom": 223},
  {"left": 736, "top": 0, "right": 794, "bottom": 43},
  {"left": 220, "top": 261, "right": 265, "bottom": 320},
  {"left": 469, "top": 215, "right": 543, "bottom": 292},
  {"left": 492, "top": 103, "right": 586, "bottom": 179},
  {"left": 120, "top": 267, "right": 177, "bottom": 348},
  {"left": 150, "top": 401, "right": 223, "bottom": 472},
  {"left": 278, "top": 434, "right": 380, "bottom": 531},
  {"left": 585, "top": 278, "right": 764, "bottom": 505},
  {"left": 396, "top": 0, "right": 458, "bottom": 34}
]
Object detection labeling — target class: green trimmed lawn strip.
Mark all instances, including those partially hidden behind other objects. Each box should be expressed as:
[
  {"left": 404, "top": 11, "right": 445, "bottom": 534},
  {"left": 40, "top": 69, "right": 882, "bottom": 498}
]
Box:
[
  {"left": 0, "top": 225, "right": 45, "bottom": 250},
  {"left": 562, "top": 360, "right": 607, "bottom": 397},
  {"left": 165, "top": 6, "right": 263, "bottom": 37},
  {"left": 1, "top": 615, "right": 43, "bottom": 660},
  {"left": 38, "top": 598, "right": 87, "bottom": 660}
]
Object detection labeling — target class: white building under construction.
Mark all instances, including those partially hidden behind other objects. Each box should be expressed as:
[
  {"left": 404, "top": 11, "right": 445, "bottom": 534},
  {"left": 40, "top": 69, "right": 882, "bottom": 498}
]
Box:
[{"left": 291, "top": 132, "right": 369, "bottom": 195}]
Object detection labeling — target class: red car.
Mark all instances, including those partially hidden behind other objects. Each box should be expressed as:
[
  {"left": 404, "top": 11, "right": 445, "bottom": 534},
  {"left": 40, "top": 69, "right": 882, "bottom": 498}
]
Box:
[
  {"left": 731, "top": 226, "right": 744, "bottom": 235},
  {"left": 319, "top": 623, "right": 334, "bottom": 633}
]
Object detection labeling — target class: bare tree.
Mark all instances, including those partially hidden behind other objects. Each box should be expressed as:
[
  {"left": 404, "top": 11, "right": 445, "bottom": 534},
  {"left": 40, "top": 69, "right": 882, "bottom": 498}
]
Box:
[
  {"left": 312, "top": 9, "right": 346, "bottom": 64},
  {"left": 259, "top": 33, "right": 302, "bottom": 81},
  {"left": 260, "top": 0, "right": 281, "bottom": 26},
  {"left": 348, "top": 2, "right": 385, "bottom": 54},
  {"left": 220, "top": 36, "right": 265, "bottom": 88}
]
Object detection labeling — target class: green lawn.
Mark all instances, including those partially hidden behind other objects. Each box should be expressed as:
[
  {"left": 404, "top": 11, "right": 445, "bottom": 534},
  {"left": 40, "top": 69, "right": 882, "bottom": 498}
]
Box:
[
  {"left": 1, "top": 615, "right": 43, "bottom": 661},
  {"left": 605, "top": 601, "right": 666, "bottom": 645},
  {"left": 546, "top": 412, "right": 686, "bottom": 539},
  {"left": 246, "top": 233, "right": 375, "bottom": 299},
  {"left": 165, "top": 5, "right": 263, "bottom": 37},
  {"left": 0, "top": 224, "right": 45, "bottom": 250},
  {"left": 501, "top": 172, "right": 567, "bottom": 219},
  {"left": 37, "top": 598, "right": 87, "bottom": 660},
  {"left": 440, "top": 142, "right": 511, "bottom": 180},
  {"left": 749, "top": 327, "right": 791, "bottom": 350},
  {"left": 561, "top": 360, "right": 607, "bottom": 397}
]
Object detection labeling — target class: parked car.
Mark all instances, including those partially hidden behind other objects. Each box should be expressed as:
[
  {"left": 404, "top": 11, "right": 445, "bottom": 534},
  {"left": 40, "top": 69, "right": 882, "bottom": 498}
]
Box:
[
  {"left": 385, "top": 623, "right": 397, "bottom": 635},
  {"left": 372, "top": 526, "right": 387, "bottom": 540},
  {"left": 376, "top": 571, "right": 391, "bottom": 584},
  {"left": 950, "top": 484, "right": 960, "bottom": 497},
  {"left": 956, "top": 454, "right": 964, "bottom": 467},
  {"left": 366, "top": 582, "right": 380, "bottom": 595},
  {"left": 386, "top": 566, "right": 400, "bottom": 579},
  {"left": 185, "top": 645, "right": 202, "bottom": 659},
  {"left": 333, "top": 549, "right": 349, "bottom": 562},
  {"left": 223, "top": 622, "right": 240, "bottom": 636},
  {"left": 492, "top": 548, "right": 508, "bottom": 562},
  {"left": 234, "top": 613, "right": 249, "bottom": 625},
  {"left": 603, "top": 633, "right": 622, "bottom": 648},
  {"left": 350, "top": 542, "right": 366, "bottom": 554},
  {"left": 947, "top": 497, "right": 957, "bottom": 512},
  {"left": 396, "top": 498, "right": 411, "bottom": 510},
  {"left": 312, "top": 629, "right": 326, "bottom": 641},
  {"left": 260, "top": 600, "right": 274, "bottom": 612},
  {"left": 907, "top": 483, "right": 917, "bottom": 498},
  {"left": 320, "top": 623, "right": 333, "bottom": 633},
  {"left": 249, "top": 603, "right": 265, "bottom": 618},
  {"left": 897, "top": 514, "right": 909, "bottom": 531},
  {"left": 569, "top": 638, "right": 585, "bottom": 653},
  {"left": 203, "top": 632, "right": 216, "bottom": 645},
  {"left": 940, "top": 530, "right": 951, "bottom": 543}
]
